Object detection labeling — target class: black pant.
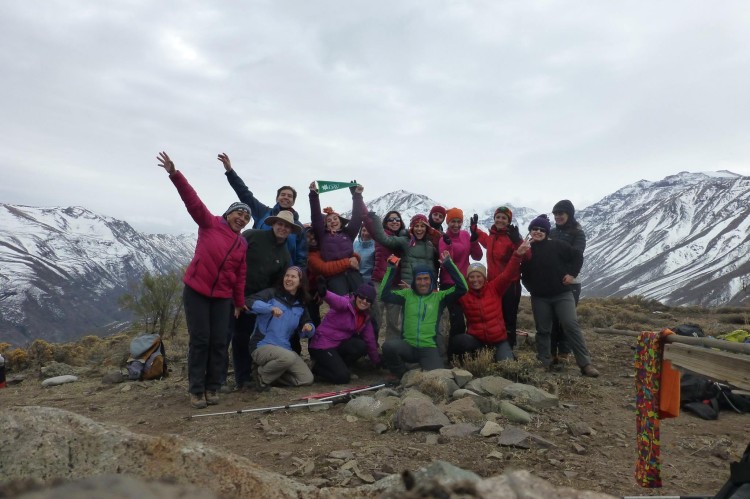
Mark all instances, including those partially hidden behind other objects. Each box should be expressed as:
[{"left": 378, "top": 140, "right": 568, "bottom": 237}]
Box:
[
  {"left": 183, "top": 285, "right": 231, "bottom": 395},
  {"left": 502, "top": 281, "right": 522, "bottom": 348},
  {"left": 309, "top": 337, "right": 368, "bottom": 384},
  {"left": 326, "top": 269, "right": 363, "bottom": 296},
  {"left": 439, "top": 283, "right": 465, "bottom": 356},
  {"left": 231, "top": 311, "right": 257, "bottom": 388},
  {"left": 550, "top": 283, "right": 581, "bottom": 356}
]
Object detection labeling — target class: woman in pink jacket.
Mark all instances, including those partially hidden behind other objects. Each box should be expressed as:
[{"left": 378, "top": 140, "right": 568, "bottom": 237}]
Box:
[
  {"left": 158, "top": 152, "right": 249, "bottom": 409},
  {"left": 438, "top": 207, "right": 482, "bottom": 355}
]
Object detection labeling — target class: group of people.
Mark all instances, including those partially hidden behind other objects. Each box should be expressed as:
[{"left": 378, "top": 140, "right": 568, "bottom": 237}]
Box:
[{"left": 157, "top": 151, "right": 599, "bottom": 410}]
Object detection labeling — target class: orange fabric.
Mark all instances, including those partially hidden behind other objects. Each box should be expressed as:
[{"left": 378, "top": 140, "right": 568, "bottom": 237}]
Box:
[
  {"left": 307, "top": 250, "right": 360, "bottom": 277},
  {"left": 658, "top": 329, "right": 681, "bottom": 419}
]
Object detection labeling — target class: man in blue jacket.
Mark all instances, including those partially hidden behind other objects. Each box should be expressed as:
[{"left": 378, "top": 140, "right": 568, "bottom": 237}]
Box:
[{"left": 218, "top": 153, "right": 307, "bottom": 267}]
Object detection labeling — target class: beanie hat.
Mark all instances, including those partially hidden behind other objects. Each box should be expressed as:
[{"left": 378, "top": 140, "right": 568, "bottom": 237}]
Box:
[
  {"left": 552, "top": 199, "right": 575, "bottom": 218},
  {"left": 446, "top": 207, "right": 464, "bottom": 222},
  {"left": 494, "top": 206, "right": 513, "bottom": 223},
  {"left": 429, "top": 205, "right": 447, "bottom": 217},
  {"left": 223, "top": 202, "right": 251, "bottom": 218},
  {"left": 355, "top": 282, "right": 376, "bottom": 302},
  {"left": 410, "top": 214, "right": 429, "bottom": 228},
  {"left": 323, "top": 207, "right": 349, "bottom": 229},
  {"left": 528, "top": 214, "right": 551, "bottom": 234},
  {"left": 466, "top": 262, "right": 487, "bottom": 279}
]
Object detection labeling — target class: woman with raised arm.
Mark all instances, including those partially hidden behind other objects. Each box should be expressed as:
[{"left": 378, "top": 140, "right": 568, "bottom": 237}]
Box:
[
  {"left": 308, "top": 180, "right": 367, "bottom": 295},
  {"left": 157, "top": 151, "right": 249, "bottom": 409}
]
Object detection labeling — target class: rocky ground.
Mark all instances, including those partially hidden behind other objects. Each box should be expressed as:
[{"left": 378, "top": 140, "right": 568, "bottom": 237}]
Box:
[{"left": 2, "top": 321, "right": 748, "bottom": 498}]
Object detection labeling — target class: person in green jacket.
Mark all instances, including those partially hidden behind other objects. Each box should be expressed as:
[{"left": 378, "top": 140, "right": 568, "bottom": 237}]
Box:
[{"left": 379, "top": 250, "right": 467, "bottom": 378}]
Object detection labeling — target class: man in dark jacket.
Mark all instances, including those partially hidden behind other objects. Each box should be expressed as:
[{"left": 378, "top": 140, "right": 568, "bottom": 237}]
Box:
[
  {"left": 218, "top": 153, "right": 306, "bottom": 267},
  {"left": 232, "top": 210, "right": 301, "bottom": 389},
  {"left": 520, "top": 214, "right": 599, "bottom": 377}
]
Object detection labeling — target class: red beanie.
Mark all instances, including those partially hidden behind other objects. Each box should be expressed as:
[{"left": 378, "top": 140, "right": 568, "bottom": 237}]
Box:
[{"left": 429, "top": 205, "right": 447, "bottom": 217}]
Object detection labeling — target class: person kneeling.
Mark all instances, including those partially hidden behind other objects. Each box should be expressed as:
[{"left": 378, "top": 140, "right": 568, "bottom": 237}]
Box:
[
  {"left": 308, "top": 278, "right": 380, "bottom": 384},
  {"left": 380, "top": 251, "right": 467, "bottom": 378},
  {"left": 247, "top": 266, "right": 316, "bottom": 391},
  {"left": 453, "top": 239, "right": 530, "bottom": 362}
]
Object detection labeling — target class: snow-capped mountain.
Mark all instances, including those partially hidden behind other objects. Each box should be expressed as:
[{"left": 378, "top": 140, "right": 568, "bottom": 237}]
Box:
[
  {"left": 578, "top": 171, "right": 750, "bottom": 306},
  {"left": 0, "top": 204, "right": 195, "bottom": 346},
  {"left": 344, "top": 189, "right": 536, "bottom": 232}
]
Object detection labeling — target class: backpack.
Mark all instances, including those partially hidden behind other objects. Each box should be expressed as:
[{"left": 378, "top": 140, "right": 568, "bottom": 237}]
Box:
[
  {"left": 673, "top": 323, "right": 705, "bottom": 337},
  {"left": 714, "top": 441, "right": 750, "bottom": 498},
  {"left": 680, "top": 373, "right": 750, "bottom": 420},
  {"left": 127, "top": 333, "right": 168, "bottom": 381}
]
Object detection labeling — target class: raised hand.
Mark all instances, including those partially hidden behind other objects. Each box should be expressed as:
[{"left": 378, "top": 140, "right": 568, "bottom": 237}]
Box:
[
  {"left": 507, "top": 224, "right": 522, "bottom": 244},
  {"left": 470, "top": 214, "right": 479, "bottom": 242},
  {"left": 157, "top": 151, "right": 176, "bottom": 174},
  {"left": 349, "top": 180, "right": 358, "bottom": 195},
  {"left": 516, "top": 239, "right": 531, "bottom": 256},
  {"left": 440, "top": 250, "right": 451, "bottom": 263},
  {"left": 217, "top": 153, "right": 232, "bottom": 172}
]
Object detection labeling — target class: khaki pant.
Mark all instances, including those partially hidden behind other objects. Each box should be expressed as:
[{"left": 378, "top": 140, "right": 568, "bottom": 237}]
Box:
[{"left": 251, "top": 345, "right": 313, "bottom": 387}]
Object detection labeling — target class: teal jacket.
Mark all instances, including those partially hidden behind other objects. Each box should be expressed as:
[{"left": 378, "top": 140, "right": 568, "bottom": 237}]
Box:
[{"left": 379, "top": 258, "right": 467, "bottom": 348}]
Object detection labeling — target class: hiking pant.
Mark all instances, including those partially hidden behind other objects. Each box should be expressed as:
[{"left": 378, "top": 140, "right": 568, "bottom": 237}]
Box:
[
  {"left": 220, "top": 312, "right": 237, "bottom": 386},
  {"left": 439, "top": 283, "right": 466, "bottom": 354},
  {"left": 183, "top": 285, "right": 231, "bottom": 395},
  {"left": 550, "top": 283, "right": 580, "bottom": 357},
  {"left": 251, "top": 345, "right": 314, "bottom": 387},
  {"left": 327, "top": 269, "right": 363, "bottom": 296},
  {"left": 232, "top": 312, "right": 257, "bottom": 388},
  {"left": 382, "top": 338, "right": 444, "bottom": 378},
  {"left": 309, "top": 337, "right": 368, "bottom": 384},
  {"left": 450, "top": 334, "right": 514, "bottom": 362},
  {"left": 373, "top": 279, "right": 401, "bottom": 341},
  {"left": 502, "top": 281, "right": 522, "bottom": 348},
  {"left": 531, "top": 291, "right": 591, "bottom": 368}
]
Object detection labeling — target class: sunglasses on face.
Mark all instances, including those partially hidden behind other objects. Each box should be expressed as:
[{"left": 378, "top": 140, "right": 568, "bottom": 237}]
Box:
[
  {"left": 530, "top": 227, "right": 546, "bottom": 232},
  {"left": 386, "top": 217, "right": 401, "bottom": 223},
  {"left": 356, "top": 295, "right": 373, "bottom": 304}
]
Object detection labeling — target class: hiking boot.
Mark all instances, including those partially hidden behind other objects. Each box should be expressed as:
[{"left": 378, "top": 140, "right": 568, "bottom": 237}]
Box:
[
  {"left": 205, "top": 390, "right": 219, "bottom": 406},
  {"left": 252, "top": 365, "right": 269, "bottom": 392},
  {"left": 190, "top": 393, "right": 207, "bottom": 409},
  {"left": 581, "top": 365, "right": 600, "bottom": 378}
]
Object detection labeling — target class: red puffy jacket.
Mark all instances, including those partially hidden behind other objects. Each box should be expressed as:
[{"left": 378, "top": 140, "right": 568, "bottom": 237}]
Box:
[
  {"left": 459, "top": 253, "right": 521, "bottom": 344},
  {"left": 476, "top": 226, "right": 521, "bottom": 281},
  {"left": 171, "top": 171, "right": 247, "bottom": 308}
]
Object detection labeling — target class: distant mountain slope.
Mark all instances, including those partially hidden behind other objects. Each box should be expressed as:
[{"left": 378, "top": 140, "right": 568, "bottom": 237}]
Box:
[
  {"left": 0, "top": 204, "right": 194, "bottom": 345},
  {"left": 578, "top": 171, "right": 750, "bottom": 306}
]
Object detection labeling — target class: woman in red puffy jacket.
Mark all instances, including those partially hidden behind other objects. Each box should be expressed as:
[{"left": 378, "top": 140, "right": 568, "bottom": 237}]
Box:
[
  {"left": 158, "top": 152, "right": 249, "bottom": 410},
  {"left": 453, "top": 240, "right": 530, "bottom": 361}
]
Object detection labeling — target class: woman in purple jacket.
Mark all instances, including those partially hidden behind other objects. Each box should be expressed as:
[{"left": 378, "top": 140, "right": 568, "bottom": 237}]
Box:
[
  {"left": 308, "top": 278, "right": 380, "bottom": 384},
  {"left": 308, "top": 180, "right": 367, "bottom": 296},
  {"left": 158, "top": 152, "right": 249, "bottom": 409}
]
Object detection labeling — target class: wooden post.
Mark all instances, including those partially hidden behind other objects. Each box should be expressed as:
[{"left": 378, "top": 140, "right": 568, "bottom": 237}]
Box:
[{"left": 593, "top": 328, "right": 750, "bottom": 355}]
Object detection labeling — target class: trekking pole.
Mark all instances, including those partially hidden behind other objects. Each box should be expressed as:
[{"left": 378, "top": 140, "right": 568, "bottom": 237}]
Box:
[
  {"left": 318, "top": 383, "right": 386, "bottom": 401},
  {"left": 298, "top": 384, "right": 373, "bottom": 401},
  {"left": 189, "top": 400, "right": 333, "bottom": 419},
  {"left": 621, "top": 495, "right": 712, "bottom": 499}
]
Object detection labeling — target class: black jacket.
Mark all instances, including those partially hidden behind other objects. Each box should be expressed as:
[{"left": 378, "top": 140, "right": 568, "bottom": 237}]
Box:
[{"left": 521, "top": 238, "right": 583, "bottom": 297}]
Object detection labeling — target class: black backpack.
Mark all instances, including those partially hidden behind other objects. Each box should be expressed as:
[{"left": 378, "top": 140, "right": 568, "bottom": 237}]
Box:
[
  {"left": 681, "top": 374, "right": 750, "bottom": 420},
  {"left": 674, "top": 323, "right": 706, "bottom": 337},
  {"left": 713, "top": 441, "right": 750, "bottom": 499}
]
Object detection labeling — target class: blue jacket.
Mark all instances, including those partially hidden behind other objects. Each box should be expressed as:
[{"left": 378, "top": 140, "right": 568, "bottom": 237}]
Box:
[
  {"left": 225, "top": 169, "right": 307, "bottom": 267},
  {"left": 353, "top": 237, "right": 375, "bottom": 282},
  {"left": 247, "top": 288, "right": 315, "bottom": 351}
]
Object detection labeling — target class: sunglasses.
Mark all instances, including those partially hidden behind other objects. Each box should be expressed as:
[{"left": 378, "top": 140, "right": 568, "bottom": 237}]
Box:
[
  {"left": 356, "top": 295, "right": 373, "bottom": 304},
  {"left": 386, "top": 217, "right": 401, "bottom": 222},
  {"left": 530, "top": 227, "right": 546, "bottom": 232}
]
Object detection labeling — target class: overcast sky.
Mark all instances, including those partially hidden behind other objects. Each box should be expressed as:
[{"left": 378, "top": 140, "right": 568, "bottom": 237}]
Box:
[{"left": 1, "top": 1, "right": 749, "bottom": 234}]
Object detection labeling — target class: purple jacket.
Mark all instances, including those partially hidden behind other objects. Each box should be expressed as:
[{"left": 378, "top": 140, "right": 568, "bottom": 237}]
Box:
[
  {"left": 171, "top": 171, "right": 248, "bottom": 307},
  {"left": 309, "top": 190, "right": 366, "bottom": 262},
  {"left": 438, "top": 230, "right": 482, "bottom": 286},
  {"left": 308, "top": 292, "right": 380, "bottom": 365}
]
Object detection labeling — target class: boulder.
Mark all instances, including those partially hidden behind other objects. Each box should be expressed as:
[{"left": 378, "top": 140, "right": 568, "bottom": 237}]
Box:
[
  {"left": 498, "top": 400, "right": 532, "bottom": 424},
  {"left": 442, "top": 397, "right": 484, "bottom": 423},
  {"left": 500, "top": 383, "right": 559, "bottom": 411},
  {"left": 41, "top": 375, "right": 78, "bottom": 387},
  {"left": 479, "top": 376, "right": 514, "bottom": 396},
  {"left": 344, "top": 396, "right": 399, "bottom": 420},
  {"left": 439, "top": 423, "right": 480, "bottom": 439},
  {"left": 450, "top": 368, "right": 473, "bottom": 387},
  {"left": 394, "top": 398, "right": 450, "bottom": 432},
  {"left": 479, "top": 421, "right": 504, "bottom": 437},
  {"left": 464, "top": 378, "right": 489, "bottom": 395}
]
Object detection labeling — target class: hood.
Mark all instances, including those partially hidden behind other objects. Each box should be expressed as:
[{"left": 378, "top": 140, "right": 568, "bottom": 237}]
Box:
[{"left": 411, "top": 264, "right": 436, "bottom": 295}]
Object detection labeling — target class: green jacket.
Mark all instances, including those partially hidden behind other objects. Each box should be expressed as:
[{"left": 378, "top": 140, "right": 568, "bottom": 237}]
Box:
[
  {"left": 242, "top": 228, "right": 291, "bottom": 296},
  {"left": 379, "top": 258, "right": 467, "bottom": 348},
  {"left": 368, "top": 213, "right": 437, "bottom": 285}
]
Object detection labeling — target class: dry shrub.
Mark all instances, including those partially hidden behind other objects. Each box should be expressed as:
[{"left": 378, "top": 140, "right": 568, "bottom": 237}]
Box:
[
  {"left": 5, "top": 348, "right": 29, "bottom": 371},
  {"left": 418, "top": 377, "right": 451, "bottom": 402},
  {"left": 454, "top": 348, "right": 498, "bottom": 378},
  {"left": 26, "top": 339, "right": 55, "bottom": 366}
]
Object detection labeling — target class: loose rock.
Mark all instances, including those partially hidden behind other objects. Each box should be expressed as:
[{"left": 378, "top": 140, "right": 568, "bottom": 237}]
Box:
[{"left": 41, "top": 375, "right": 79, "bottom": 387}]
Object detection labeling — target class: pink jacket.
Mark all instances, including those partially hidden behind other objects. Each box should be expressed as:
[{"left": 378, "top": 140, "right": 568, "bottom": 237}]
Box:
[
  {"left": 171, "top": 171, "right": 247, "bottom": 307},
  {"left": 438, "top": 230, "right": 482, "bottom": 285}
]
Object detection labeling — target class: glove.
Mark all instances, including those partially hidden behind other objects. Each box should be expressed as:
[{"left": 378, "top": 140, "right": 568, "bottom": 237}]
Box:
[
  {"left": 316, "top": 275, "right": 327, "bottom": 297},
  {"left": 442, "top": 233, "right": 452, "bottom": 246},
  {"left": 470, "top": 214, "right": 479, "bottom": 242},
  {"left": 507, "top": 224, "right": 522, "bottom": 244},
  {"left": 349, "top": 179, "right": 358, "bottom": 195}
]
